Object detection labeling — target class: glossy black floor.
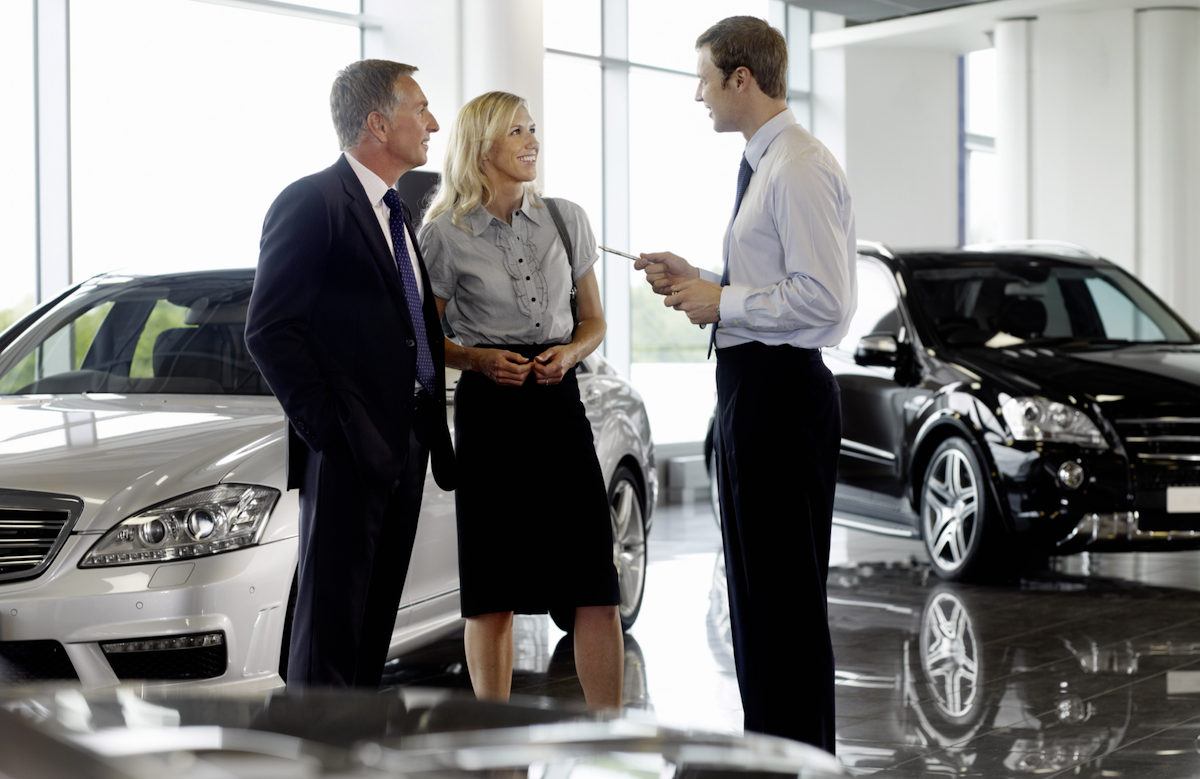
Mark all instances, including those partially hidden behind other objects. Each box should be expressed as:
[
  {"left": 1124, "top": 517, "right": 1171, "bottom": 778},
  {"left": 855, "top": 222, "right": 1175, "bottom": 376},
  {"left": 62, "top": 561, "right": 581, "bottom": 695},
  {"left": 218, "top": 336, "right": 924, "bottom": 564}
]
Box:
[{"left": 383, "top": 500, "right": 1200, "bottom": 778}]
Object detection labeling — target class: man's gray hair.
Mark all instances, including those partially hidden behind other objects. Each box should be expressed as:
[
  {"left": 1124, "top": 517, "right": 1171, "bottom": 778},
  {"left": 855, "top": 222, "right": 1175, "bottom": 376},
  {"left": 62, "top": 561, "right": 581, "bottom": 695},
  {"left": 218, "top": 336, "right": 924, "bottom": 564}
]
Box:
[{"left": 330, "top": 59, "right": 419, "bottom": 151}]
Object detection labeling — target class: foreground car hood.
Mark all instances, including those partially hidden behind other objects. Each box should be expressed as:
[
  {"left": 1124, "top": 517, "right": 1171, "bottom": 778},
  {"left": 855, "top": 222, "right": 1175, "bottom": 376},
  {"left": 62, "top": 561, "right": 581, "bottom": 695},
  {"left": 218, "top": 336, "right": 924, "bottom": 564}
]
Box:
[
  {"left": 0, "top": 395, "right": 285, "bottom": 532},
  {"left": 949, "top": 344, "right": 1200, "bottom": 409}
]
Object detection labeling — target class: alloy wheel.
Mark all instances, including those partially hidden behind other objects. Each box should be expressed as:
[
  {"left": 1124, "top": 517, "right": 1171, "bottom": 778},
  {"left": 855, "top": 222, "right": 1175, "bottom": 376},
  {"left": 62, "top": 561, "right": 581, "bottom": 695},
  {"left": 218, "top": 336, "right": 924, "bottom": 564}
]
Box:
[
  {"left": 610, "top": 470, "right": 647, "bottom": 630},
  {"left": 922, "top": 446, "right": 980, "bottom": 574},
  {"left": 920, "top": 590, "right": 980, "bottom": 719}
]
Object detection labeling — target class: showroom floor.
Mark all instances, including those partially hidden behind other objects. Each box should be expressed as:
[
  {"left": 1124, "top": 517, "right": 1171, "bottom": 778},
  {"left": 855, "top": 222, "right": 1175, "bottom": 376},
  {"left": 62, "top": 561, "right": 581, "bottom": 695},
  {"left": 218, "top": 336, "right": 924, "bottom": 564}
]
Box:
[{"left": 383, "top": 499, "right": 1200, "bottom": 779}]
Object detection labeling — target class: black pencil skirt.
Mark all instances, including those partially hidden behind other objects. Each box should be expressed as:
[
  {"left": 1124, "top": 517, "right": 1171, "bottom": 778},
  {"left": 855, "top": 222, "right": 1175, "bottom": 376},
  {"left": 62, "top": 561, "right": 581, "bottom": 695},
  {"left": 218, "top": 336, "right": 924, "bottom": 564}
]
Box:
[{"left": 453, "top": 344, "right": 620, "bottom": 618}]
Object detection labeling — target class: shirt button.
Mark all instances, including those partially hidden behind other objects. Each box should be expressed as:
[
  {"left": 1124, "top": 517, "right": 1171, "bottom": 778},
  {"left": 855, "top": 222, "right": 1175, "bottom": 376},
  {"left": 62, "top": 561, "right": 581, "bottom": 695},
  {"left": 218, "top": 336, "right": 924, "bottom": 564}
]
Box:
[
  {"left": 518, "top": 259, "right": 523, "bottom": 263},
  {"left": 531, "top": 297, "right": 536, "bottom": 302},
  {"left": 406, "top": 339, "right": 415, "bottom": 347},
  {"left": 535, "top": 323, "right": 541, "bottom": 327},
  {"left": 526, "top": 276, "right": 530, "bottom": 281}
]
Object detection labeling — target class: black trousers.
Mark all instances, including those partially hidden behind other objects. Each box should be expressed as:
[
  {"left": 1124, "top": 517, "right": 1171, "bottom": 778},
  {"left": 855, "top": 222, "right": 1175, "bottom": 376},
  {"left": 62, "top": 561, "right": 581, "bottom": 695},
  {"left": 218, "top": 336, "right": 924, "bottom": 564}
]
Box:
[
  {"left": 715, "top": 341, "right": 841, "bottom": 754},
  {"left": 288, "top": 425, "right": 427, "bottom": 688}
]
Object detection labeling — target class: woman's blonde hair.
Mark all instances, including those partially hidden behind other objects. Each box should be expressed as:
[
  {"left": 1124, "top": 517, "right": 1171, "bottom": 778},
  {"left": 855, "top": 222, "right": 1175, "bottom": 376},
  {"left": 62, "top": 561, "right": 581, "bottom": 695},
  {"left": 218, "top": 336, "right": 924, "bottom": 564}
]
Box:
[{"left": 424, "top": 91, "right": 537, "bottom": 229}]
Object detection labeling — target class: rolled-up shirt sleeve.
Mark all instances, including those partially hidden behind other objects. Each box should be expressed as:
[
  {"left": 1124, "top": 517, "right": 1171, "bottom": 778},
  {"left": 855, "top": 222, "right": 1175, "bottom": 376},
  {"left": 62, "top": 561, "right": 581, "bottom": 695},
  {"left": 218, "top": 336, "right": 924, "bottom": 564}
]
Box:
[{"left": 719, "top": 158, "right": 853, "bottom": 332}]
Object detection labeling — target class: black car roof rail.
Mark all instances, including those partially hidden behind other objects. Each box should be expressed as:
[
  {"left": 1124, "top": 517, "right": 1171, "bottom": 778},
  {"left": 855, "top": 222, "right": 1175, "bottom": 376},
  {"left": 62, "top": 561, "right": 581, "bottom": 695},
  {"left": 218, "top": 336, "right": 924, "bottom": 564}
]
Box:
[
  {"left": 856, "top": 240, "right": 896, "bottom": 260},
  {"left": 961, "top": 239, "right": 1103, "bottom": 260}
]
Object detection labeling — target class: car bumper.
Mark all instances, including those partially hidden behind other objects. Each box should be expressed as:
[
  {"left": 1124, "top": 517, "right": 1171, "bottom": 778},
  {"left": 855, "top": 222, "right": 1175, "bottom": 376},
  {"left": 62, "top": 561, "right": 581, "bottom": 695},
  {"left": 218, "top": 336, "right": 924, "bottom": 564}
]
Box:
[
  {"left": 0, "top": 536, "right": 295, "bottom": 689},
  {"left": 1056, "top": 511, "right": 1200, "bottom": 552}
]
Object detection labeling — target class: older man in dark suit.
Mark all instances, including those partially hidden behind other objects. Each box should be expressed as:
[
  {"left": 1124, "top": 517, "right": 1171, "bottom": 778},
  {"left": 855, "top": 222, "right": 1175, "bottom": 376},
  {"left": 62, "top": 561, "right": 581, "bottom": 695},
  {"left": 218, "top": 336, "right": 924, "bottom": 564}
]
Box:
[{"left": 246, "top": 59, "right": 455, "bottom": 688}]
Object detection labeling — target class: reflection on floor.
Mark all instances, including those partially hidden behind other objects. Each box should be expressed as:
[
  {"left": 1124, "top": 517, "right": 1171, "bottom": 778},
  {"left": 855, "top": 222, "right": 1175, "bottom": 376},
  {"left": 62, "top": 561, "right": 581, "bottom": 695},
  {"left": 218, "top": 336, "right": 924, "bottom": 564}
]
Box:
[{"left": 384, "top": 500, "right": 1200, "bottom": 778}]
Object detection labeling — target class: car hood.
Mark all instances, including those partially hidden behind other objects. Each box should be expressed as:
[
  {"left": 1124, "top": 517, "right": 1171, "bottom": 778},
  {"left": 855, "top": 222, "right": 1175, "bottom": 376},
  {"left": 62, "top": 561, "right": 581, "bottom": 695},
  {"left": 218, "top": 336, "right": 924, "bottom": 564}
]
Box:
[
  {"left": 0, "top": 395, "right": 285, "bottom": 532},
  {"left": 949, "top": 343, "right": 1200, "bottom": 412}
]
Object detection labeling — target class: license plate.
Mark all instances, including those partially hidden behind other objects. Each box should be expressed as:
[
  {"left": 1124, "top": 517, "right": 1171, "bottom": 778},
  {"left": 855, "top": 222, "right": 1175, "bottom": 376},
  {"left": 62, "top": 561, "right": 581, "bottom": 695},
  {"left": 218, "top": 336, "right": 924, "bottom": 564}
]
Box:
[{"left": 1167, "top": 486, "right": 1200, "bottom": 513}]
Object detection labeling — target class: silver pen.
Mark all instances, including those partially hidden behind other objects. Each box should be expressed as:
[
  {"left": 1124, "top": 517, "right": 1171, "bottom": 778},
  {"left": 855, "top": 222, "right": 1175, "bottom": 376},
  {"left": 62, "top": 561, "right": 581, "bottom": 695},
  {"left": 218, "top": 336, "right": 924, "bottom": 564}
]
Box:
[{"left": 604, "top": 246, "right": 708, "bottom": 329}]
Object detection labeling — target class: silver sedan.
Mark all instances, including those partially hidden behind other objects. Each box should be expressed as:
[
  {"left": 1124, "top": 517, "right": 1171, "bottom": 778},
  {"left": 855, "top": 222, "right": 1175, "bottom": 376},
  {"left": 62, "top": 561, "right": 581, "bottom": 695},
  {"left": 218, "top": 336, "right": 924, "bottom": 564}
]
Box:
[{"left": 0, "top": 269, "right": 656, "bottom": 689}]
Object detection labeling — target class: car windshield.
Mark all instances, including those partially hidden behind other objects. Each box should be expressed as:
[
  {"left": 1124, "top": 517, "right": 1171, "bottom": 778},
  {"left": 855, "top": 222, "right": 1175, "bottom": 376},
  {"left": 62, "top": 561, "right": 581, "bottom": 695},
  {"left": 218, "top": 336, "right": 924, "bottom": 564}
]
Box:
[
  {"left": 908, "top": 260, "right": 1196, "bottom": 348},
  {"left": 0, "top": 273, "right": 271, "bottom": 395}
]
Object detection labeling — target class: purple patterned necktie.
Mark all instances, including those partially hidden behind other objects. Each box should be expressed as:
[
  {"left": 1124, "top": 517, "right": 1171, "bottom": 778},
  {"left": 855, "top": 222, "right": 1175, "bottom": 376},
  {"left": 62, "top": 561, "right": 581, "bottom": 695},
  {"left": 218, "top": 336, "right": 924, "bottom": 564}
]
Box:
[
  {"left": 382, "top": 189, "right": 436, "bottom": 394},
  {"left": 709, "top": 155, "right": 755, "bottom": 358}
]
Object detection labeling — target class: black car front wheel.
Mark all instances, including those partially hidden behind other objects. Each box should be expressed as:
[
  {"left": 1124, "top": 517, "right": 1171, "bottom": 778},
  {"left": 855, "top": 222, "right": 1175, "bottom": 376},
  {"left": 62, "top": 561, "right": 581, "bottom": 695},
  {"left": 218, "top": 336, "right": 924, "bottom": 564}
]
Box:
[{"left": 921, "top": 438, "right": 1003, "bottom": 581}]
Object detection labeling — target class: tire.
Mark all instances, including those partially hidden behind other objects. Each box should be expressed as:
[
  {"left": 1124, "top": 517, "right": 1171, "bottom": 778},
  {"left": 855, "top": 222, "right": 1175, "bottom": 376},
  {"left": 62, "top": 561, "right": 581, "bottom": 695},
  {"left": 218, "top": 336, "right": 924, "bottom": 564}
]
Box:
[
  {"left": 920, "top": 437, "right": 1003, "bottom": 581},
  {"left": 549, "top": 465, "right": 647, "bottom": 634}
]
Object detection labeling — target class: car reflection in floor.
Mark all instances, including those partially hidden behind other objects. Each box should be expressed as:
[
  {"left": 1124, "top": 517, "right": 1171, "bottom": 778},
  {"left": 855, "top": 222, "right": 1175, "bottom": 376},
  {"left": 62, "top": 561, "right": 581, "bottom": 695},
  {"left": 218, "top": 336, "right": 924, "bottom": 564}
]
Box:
[
  {"left": 315, "top": 504, "right": 1200, "bottom": 779},
  {"left": 827, "top": 558, "right": 1200, "bottom": 777}
]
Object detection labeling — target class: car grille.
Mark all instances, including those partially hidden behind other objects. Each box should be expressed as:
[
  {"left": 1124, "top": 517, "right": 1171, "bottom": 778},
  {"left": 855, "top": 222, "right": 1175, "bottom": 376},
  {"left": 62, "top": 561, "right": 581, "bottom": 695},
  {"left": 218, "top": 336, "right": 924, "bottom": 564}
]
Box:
[
  {"left": 0, "top": 640, "right": 80, "bottom": 683},
  {"left": 1115, "top": 417, "right": 1200, "bottom": 529},
  {"left": 0, "top": 490, "right": 85, "bottom": 583}
]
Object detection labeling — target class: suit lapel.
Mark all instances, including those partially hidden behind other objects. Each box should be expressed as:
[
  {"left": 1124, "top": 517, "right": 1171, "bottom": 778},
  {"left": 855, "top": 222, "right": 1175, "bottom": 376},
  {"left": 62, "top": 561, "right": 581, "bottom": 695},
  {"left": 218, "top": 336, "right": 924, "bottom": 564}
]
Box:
[{"left": 334, "top": 157, "right": 416, "bottom": 338}]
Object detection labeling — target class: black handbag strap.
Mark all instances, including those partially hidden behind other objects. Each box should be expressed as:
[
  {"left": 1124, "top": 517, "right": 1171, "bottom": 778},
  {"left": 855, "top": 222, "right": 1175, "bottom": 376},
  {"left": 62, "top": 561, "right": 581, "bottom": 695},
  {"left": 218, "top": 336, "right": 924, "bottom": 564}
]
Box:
[{"left": 543, "top": 197, "right": 578, "bottom": 329}]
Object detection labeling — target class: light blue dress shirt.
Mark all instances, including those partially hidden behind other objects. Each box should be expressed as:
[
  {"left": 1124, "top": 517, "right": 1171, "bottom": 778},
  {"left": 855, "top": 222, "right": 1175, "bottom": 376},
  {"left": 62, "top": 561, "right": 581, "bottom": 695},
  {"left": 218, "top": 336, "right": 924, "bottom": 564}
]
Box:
[{"left": 704, "top": 108, "right": 858, "bottom": 350}]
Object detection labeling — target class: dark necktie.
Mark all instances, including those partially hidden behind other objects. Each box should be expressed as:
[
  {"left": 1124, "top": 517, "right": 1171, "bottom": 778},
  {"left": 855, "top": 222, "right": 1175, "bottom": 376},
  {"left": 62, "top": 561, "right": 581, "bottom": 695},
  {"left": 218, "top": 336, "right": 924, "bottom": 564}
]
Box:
[
  {"left": 710, "top": 155, "right": 755, "bottom": 358},
  {"left": 382, "top": 189, "right": 436, "bottom": 394}
]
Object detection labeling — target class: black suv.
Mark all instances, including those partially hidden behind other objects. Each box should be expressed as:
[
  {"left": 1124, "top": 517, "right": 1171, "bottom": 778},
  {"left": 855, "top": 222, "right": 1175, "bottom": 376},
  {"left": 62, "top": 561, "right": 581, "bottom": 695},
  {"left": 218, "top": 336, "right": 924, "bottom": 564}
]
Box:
[{"left": 706, "top": 241, "right": 1200, "bottom": 580}]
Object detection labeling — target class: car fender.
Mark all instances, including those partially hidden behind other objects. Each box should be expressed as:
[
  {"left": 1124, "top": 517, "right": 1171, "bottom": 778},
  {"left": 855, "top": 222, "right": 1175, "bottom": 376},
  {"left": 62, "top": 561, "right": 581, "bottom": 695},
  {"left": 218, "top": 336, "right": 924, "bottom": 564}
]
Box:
[
  {"left": 217, "top": 432, "right": 297, "bottom": 547},
  {"left": 910, "top": 388, "right": 1016, "bottom": 536}
]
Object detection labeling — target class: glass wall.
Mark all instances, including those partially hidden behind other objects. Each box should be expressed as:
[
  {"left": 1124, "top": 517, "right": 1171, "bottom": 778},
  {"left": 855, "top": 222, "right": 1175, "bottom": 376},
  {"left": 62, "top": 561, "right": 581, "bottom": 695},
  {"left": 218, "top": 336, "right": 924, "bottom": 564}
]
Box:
[
  {"left": 69, "top": 0, "right": 361, "bottom": 281},
  {"left": 964, "top": 48, "right": 997, "bottom": 246},
  {"left": 544, "top": 0, "right": 814, "bottom": 444},
  {"left": 0, "top": 1, "right": 36, "bottom": 331},
  {"left": 542, "top": 54, "right": 604, "bottom": 287}
]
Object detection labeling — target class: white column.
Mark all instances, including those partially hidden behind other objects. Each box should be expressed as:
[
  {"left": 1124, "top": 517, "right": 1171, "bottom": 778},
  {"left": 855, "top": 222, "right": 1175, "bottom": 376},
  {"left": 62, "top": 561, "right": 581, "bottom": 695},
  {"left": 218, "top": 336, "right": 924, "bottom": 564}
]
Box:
[
  {"left": 362, "top": 0, "right": 461, "bottom": 135},
  {"left": 601, "top": 0, "right": 630, "bottom": 376},
  {"left": 810, "top": 11, "right": 846, "bottom": 170},
  {"left": 1136, "top": 8, "right": 1200, "bottom": 326},
  {"left": 461, "top": 0, "right": 544, "bottom": 186},
  {"left": 35, "top": 0, "right": 70, "bottom": 299},
  {"left": 995, "top": 17, "right": 1033, "bottom": 242}
]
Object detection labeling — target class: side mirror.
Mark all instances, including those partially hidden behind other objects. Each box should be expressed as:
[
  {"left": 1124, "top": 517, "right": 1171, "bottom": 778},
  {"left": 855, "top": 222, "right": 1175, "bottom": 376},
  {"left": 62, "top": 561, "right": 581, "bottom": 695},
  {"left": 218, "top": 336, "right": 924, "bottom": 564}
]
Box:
[{"left": 855, "top": 333, "right": 903, "bottom": 367}]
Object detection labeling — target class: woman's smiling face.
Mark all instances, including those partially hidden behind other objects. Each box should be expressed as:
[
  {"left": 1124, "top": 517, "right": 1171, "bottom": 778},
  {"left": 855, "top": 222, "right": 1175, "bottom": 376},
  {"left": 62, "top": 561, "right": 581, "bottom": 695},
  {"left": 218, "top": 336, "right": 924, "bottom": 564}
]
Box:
[{"left": 482, "top": 105, "right": 539, "bottom": 187}]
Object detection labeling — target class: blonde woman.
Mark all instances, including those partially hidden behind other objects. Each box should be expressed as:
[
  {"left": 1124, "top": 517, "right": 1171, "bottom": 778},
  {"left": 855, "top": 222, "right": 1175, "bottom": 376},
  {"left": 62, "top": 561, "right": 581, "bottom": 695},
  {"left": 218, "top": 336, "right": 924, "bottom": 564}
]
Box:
[{"left": 418, "top": 92, "right": 623, "bottom": 708}]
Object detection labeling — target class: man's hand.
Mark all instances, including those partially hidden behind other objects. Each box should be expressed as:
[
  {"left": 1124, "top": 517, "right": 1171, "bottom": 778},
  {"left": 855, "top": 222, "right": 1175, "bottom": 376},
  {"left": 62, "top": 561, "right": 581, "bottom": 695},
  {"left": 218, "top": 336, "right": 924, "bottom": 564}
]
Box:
[
  {"left": 470, "top": 349, "right": 534, "bottom": 386},
  {"left": 634, "top": 251, "right": 699, "bottom": 296},
  {"left": 664, "top": 278, "right": 722, "bottom": 325}
]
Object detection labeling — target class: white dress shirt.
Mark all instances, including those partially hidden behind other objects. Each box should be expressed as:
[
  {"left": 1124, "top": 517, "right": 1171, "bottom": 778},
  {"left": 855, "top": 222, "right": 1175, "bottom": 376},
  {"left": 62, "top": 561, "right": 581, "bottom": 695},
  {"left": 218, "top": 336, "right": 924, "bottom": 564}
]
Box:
[
  {"left": 344, "top": 151, "right": 425, "bottom": 394},
  {"left": 343, "top": 151, "right": 424, "bottom": 303},
  {"left": 703, "top": 108, "right": 858, "bottom": 350}
]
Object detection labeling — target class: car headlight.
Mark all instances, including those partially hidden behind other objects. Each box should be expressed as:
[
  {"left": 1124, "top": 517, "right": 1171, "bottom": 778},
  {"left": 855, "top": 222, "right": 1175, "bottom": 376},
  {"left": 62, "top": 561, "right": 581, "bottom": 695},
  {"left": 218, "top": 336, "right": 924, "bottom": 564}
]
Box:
[
  {"left": 1000, "top": 396, "right": 1107, "bottom": 448},
  {"left": 80, "top": 485, "right": 280, "bottom": 568}
]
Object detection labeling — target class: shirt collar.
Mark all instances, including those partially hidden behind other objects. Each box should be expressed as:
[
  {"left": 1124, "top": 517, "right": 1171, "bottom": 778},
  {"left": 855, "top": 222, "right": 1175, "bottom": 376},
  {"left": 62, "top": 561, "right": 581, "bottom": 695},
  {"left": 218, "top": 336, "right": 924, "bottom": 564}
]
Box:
[
  {"left": 343, "top": 151, "right": 393, "bottom": 209},
  {"left": 743, "top": 107, "right": 796, "bottom": 172},
  {"left": 464, "top": 189, "right": 545, "bottom": 237}
]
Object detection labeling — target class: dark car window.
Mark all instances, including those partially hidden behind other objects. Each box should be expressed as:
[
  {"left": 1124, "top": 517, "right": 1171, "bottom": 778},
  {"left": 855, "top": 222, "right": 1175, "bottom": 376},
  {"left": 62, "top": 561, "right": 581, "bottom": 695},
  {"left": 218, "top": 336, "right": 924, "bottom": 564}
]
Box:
[
  {"left": 909, "top": 262, "right": 1194, "bottom": 347},
  {"left": 836, "top": 259, "right": 901, "bottom": 354},
  {"left": 0, "top": 275, "right": 271, "bottom": 396}
]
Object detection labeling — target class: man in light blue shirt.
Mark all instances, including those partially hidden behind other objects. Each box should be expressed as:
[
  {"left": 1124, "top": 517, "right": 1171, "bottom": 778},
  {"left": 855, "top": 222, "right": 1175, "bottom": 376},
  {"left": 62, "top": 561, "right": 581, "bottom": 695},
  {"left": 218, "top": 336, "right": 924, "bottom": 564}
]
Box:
[{"left": 636, "top": 16, "right": 856, "bottom": 754}]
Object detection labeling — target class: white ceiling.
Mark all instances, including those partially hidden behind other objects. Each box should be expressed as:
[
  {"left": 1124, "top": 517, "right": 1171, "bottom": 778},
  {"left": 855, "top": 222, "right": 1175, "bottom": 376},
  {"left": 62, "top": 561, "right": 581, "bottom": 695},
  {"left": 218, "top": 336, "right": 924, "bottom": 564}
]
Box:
[{"left": 811, "top": 0, "right": 1200, "bottom": 53}]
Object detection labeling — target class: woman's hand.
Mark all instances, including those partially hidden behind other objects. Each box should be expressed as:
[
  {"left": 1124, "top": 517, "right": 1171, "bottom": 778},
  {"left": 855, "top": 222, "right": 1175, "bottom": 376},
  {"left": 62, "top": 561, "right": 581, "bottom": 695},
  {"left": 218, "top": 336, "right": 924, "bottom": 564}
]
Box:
[
  {"left": 470, "top": 349, "right": 534, "bottom": 386},
  {"left": 532, "top": 344, "right": 580, "bottom": 385}
]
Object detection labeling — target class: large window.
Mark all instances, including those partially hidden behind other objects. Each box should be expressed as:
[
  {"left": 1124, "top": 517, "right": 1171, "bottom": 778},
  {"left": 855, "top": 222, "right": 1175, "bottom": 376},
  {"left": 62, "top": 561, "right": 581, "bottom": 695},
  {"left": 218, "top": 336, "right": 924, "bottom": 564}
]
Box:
[
  {"left": 963, "top": 48, "right": 997, "bottom": 246},
  {"left": 0, "top": 2, "right": 36, "bottom": 332},
  {"left": 69, "top": 0, "right": 361, "bottom": 281},
  {"left": 545, "top": 0, "right": 813, "bottom": 444}
]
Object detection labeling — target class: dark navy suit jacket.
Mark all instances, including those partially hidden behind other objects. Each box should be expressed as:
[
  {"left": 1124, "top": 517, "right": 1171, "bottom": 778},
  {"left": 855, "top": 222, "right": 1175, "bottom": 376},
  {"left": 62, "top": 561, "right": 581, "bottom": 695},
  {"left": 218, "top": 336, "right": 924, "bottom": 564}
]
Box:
[{"left": 245, "top": 154, "right": 455, "bottom": 492}]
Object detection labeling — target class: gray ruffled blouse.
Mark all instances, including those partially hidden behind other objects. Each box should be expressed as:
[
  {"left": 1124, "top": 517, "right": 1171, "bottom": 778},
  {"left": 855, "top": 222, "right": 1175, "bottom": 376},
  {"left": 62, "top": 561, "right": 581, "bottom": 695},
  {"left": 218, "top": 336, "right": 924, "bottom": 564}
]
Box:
[{"left": 418, "top": 191, "right": 599, "bottom": 348}]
